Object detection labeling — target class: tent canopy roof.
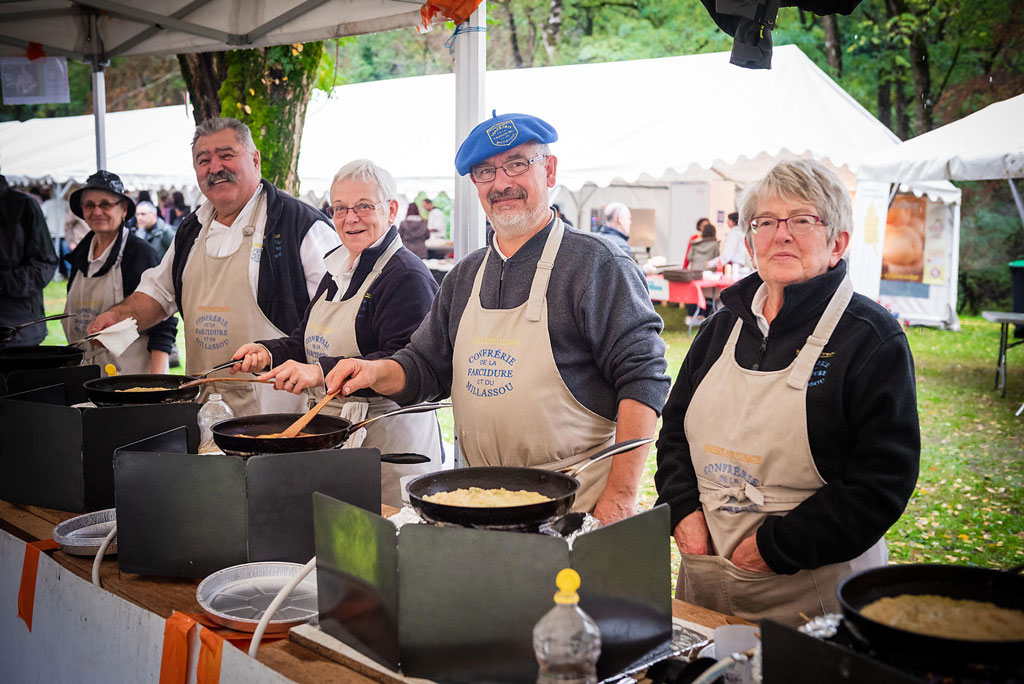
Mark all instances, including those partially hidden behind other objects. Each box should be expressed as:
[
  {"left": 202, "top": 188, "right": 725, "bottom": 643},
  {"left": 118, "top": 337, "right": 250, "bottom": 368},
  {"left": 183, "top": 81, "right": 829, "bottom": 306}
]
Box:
[
  {"left": 858, "top": 94, "right": 1024, "bottom": 183},
  {"left": 1, "top": 45, "right": 957, "bottom": 202},
  {"left": 0, "top": 0, "right": 423, "bottom": 60}
]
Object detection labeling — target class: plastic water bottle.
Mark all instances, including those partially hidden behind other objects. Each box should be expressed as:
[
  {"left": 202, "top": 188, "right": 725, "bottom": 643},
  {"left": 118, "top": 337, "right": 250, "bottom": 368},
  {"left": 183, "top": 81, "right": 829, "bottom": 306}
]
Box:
[
  {"left": 533, "top": 568, "right": 601, "bottom": 684},
  {"left": 197, "top": 393, "right": 233, "bottom": 453}
]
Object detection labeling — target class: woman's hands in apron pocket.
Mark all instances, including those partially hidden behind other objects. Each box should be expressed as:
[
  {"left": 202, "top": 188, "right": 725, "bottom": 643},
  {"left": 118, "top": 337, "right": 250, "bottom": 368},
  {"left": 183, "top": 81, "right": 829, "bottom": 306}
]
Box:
[
  {"left": 258, "top": 360, "right": 325, "bottom": 394},
  {"left": 673, "top": 509, "right": 712, "bottom": 555},
  {"left": 729, "top": 535, "right": 772, "bottom": 573}
]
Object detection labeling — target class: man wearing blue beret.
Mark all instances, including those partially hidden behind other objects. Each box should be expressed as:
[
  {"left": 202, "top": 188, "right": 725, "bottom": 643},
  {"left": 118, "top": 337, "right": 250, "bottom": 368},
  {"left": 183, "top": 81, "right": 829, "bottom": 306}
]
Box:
[{"left": 326, "top": 112, "right": 669, "bottom": 525}]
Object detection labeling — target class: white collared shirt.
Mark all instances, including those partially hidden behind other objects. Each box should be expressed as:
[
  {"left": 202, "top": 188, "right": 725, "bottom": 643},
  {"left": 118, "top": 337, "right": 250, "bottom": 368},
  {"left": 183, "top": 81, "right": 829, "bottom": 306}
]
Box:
[
  {"left": 86, "top": 234, "right": 117, "bottom": 276},
  {"left": 750, "top": 283, "right": 771, "bottom": 336},
  {"left": 136, "top": 185, "right": 340, "bottom": 316},
  {"left": 323, "top": 230, "right": 390, "bottom": 301}
]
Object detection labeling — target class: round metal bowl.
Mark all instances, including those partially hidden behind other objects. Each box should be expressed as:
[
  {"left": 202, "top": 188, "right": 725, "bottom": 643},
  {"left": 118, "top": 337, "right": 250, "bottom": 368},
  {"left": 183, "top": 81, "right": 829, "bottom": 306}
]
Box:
[
  {"left": 52, "top": 508, "right": 117, "bottom": 556},
  {"left": 196, "top": 561, "right": 318, "bottom": 633}
]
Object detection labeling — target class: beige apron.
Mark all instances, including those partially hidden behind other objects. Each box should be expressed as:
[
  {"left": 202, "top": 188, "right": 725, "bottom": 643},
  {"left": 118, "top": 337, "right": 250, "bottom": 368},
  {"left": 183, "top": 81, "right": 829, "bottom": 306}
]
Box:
[
  {"left": 451, "top": 218, "right": 617, "bottom": 512},
  {"left": 303, "top": 235, "right": 442, "bottom": 508},
  {"left": 63, "top": 228, "right": 150, "bottom": 374},
  {"left": 181, "top": 191, "right": 305, "bottom": 417},
  {"left": 678, "top": 276, "right": 887, "bottom": 627}
]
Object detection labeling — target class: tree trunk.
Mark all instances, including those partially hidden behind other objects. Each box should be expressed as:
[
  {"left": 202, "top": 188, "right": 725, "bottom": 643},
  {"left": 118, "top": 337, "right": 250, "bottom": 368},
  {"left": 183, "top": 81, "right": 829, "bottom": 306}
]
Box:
[
  {"left": 178, "top": 53, "right": 227, "bottom": 123},
  {"left": 178, "top": 43, "right": 323, "bottom": 194},
  {"left": 894, "top": 76, "right": 910, "bottom": 140},
  {"left": 501, "top": 1, "right": 525, "bottom": 69},
  {"left": 543, "top": 0, "right": 564, "bottom": 65},
  {"left": 908, "top": 32, "right": 934, "bottom": 133},
  {"left": 876, "top": 79, "right": 892, "bottom": 131},
  {"left": 822, "top": 15, "right": 842, "bottom": 78}
]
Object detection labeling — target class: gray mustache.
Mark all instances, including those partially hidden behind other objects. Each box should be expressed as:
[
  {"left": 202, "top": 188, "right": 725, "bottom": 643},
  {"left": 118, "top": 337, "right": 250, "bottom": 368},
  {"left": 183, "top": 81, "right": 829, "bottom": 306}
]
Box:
[
  {"left": 488, "top": 188, "right": 527, "bottom": 203},
  {"left": 204, "top": 169, "right": 237, "bottom": 188}
]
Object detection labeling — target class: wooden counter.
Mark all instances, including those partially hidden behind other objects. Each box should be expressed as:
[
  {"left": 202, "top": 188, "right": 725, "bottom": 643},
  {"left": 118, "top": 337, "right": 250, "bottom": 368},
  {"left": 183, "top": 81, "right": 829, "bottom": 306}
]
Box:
[{"left": 1, "top": 500, "right": 741, "bottom": 683}]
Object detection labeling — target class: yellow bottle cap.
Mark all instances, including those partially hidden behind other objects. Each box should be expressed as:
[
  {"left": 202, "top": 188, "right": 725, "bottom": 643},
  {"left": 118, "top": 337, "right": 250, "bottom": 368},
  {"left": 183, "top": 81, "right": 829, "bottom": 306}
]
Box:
[
  {"left": 105, "top": 363, "right": 118, "bottom": 377},
  {"left": 553, "top": 567, "right": 580, "bottom": 604}
]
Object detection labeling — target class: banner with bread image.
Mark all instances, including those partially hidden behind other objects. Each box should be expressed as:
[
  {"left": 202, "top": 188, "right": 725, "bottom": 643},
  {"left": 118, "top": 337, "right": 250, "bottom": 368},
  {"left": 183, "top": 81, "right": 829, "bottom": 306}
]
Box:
[{"left": 881, "top": 195, "right": 927, "bottom": 282}]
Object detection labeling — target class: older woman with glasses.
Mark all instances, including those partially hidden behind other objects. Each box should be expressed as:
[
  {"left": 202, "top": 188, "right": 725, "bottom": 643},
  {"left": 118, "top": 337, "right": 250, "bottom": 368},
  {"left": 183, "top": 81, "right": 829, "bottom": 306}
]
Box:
[
  {"left": 230, "top": 159, "right": 443, "bottom": 506},
  {"left": 63, "top": 170, "right": 177, "bottom": 373},
  {"left": 654, "top": 159, "right": 919, "bottom": 627}
]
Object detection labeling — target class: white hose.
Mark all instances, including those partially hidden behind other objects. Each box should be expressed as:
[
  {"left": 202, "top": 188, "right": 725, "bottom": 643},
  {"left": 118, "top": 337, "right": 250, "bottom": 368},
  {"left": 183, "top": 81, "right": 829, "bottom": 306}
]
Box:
[
  {"left": 689, "top": 647, "right": 756, "bottom": 684},
  {"left": 91, "top": 523, "right": 117, "bottom": 587},
  {"left": 248, "top": 556, "right": 317, "bottom": 657},
  {"left": 689, "top": 655, "right": 739, "bottom": 684}
]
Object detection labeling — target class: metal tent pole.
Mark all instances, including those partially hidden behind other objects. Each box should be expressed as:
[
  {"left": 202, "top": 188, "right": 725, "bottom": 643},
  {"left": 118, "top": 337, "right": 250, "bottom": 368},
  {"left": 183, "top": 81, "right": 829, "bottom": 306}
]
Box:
[
  {"left": 452, "top": 3, "right": 486, "bottom": 261},
  {"left": 92, "top": 64, "right": 107, "bottom": 171}
]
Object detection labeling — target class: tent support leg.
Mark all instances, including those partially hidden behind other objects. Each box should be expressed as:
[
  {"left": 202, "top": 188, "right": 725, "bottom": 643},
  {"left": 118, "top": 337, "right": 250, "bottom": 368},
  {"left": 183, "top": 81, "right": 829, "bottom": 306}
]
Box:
[
  {"left": 92, "top": 64, "right": 106, "bottom": 171},
  {"left": 453, "top": 3, "right": 486, "bottom": 262},
  {"left": 1009, "top": 179, "right": 1024, "bottom": 236}
]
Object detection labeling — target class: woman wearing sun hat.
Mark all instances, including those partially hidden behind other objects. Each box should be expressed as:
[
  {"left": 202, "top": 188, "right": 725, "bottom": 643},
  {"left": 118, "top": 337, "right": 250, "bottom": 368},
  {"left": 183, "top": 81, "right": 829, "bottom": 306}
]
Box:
[{"left": 63, "top": 170, "right": 177, "bottom": 374}]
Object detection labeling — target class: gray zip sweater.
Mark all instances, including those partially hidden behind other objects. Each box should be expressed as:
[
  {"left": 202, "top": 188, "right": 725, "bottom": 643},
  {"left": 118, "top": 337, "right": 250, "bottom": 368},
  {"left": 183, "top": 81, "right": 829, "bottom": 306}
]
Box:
[{"left": 391, "top": 215, "right": 670, "bottom": 420}]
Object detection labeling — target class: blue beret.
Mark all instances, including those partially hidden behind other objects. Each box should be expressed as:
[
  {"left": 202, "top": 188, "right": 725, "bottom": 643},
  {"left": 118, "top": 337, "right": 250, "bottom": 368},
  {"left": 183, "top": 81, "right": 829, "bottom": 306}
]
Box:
[{"left": 454, "top": 111, "right": 558, "bottom": 176}]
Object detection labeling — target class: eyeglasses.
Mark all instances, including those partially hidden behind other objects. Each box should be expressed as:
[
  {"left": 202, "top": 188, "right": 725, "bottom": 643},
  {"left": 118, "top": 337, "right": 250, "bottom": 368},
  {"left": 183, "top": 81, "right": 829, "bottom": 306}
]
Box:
[
  {"left": 326, "top": 201, "right": 387, "bottom": 219},
  {"left": 749, "top": 214, "right": 824, "bottom": 236},
  {"left": 82, "top": 200, "right": 124, "bottom": 212},
  {"left": 470, "top": 154, "right": 548, "bottom": 183}
]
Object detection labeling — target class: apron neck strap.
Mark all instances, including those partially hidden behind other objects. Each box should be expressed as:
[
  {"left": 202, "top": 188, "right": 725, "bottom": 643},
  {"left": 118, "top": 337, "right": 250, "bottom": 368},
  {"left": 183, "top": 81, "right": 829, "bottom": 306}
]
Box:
[
  {"left": 89, "top": 226, "right": 130, "bottom": 278},
  {"left": 786, "top": 274, "right": 854, "bottom": 389},
  {"left": 525, "top": 217, "right": 564, "bottom": 322}
]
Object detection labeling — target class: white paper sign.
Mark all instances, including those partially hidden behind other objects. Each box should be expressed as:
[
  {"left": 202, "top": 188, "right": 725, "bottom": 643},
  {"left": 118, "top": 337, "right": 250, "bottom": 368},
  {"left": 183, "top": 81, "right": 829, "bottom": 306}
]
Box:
[{"left": 1, "top": 57, "right": 70, "bottom": 105}]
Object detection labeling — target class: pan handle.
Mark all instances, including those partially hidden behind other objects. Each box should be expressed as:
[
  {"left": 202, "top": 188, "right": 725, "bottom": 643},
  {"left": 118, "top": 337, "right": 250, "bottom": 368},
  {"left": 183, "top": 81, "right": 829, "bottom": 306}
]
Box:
[
  {"left": 15, "top": 312, "right": 73, "bottom": 330},
  {"left": 563, "top": 437, "right": 655, "bottom": 478},
  {"left": 346, "top": 402, "right": 452, "bottom": 433}
]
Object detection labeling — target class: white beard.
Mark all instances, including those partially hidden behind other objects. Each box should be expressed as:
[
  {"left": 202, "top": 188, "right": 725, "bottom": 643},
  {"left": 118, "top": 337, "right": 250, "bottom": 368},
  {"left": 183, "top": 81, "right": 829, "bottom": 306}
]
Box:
[{"left": 489, "top": 202, "right": 550, "bottom": 238}]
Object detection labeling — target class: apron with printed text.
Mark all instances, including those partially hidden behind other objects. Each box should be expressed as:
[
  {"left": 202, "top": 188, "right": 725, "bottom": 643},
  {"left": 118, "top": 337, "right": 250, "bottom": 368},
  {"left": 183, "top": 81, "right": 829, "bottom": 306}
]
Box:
[
  {"left": 303, "top": 235, "right": 442, "bottom": 507},
  {"left": 678, "top": 275, "right": 887, "bottom": 626},
  {"left": 181, "top": 192, "right": 305, "bottom": 417},
  {"left": 451, "top": 218, "right": 617, "bottom": 512},
  {"left": 63, "top": 228, "right": 150, "bottom": 374}
]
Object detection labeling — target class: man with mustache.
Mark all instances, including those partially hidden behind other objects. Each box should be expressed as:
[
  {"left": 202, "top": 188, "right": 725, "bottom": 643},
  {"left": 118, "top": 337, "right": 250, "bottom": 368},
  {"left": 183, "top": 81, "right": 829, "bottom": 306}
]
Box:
[
  {"left": 324, "top": 113, "right": 669, "bottom": 525},
  {"left": 88, "top": 118, "right": 340, "bottom": 415}
]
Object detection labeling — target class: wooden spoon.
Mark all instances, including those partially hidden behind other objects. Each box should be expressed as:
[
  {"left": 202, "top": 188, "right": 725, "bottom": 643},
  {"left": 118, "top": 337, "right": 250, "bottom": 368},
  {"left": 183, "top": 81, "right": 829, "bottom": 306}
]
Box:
[{"left": 279, "top": 389, "right": 341, "bottom": 438}]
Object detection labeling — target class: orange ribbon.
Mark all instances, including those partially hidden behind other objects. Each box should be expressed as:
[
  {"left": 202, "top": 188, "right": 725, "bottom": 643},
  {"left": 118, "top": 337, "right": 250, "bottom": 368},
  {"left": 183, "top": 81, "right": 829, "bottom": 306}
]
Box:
[
  {"left": 16, "top": 539, "right": 59, "bottom": 632},
  {"left": 183, "top": 611, "right": 284, "bottom": 651},
  {"left": 159, "top": 611, "right": 196, "bottom": 684},
  {"left": 197, "top": 626, "right": 224, "bottom": 684}
]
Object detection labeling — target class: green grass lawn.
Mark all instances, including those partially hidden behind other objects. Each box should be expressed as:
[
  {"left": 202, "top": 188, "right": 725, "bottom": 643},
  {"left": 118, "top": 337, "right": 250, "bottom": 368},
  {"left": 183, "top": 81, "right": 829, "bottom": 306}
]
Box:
[{"left": 42, "top": 280, "right": 1023, "bottom": 575}]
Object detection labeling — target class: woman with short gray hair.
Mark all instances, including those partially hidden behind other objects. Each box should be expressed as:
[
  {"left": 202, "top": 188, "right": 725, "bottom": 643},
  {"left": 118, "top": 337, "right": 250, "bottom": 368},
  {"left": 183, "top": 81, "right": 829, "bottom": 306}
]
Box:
[
  {"left": 655, "top": 158, "right": 919, "bottom": 627},
  {"left": 231, "top": 159, "right": 443, "bottom": 506}
]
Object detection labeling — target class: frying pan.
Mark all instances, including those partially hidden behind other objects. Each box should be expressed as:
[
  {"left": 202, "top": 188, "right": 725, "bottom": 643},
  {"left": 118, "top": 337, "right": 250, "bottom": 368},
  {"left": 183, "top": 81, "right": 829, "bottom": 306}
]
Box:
[
  {"left": 837, "top": 563, "right": 1024, "bottom": 665},
  {"left": 83, "top": 374, "right": 201, "bottom": 406},
  {"left": 406, "top": 438, "right": 654, "bottom": 528},
  {"left": 0, "top": 345, "right": 84, "bottom": 372},
  {"left": 0, "top": 313, "right": 73, "bottom": 347},
  {"left": 211, "top": 402, "right": 450, "bottom": 455}
]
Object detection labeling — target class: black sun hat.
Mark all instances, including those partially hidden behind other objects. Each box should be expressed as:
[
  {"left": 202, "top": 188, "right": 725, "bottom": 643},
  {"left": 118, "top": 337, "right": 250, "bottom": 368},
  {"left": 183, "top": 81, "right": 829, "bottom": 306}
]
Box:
[{"left": 69, "top": 170, "right": 136, "bottom": 221}]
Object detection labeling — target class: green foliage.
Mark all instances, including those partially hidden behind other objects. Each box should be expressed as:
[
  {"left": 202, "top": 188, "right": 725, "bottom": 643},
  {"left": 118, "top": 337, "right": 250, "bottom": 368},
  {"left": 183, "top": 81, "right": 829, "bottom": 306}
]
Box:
[{"left": 956, "top": 181, "right": 1024, "bottom": 313}]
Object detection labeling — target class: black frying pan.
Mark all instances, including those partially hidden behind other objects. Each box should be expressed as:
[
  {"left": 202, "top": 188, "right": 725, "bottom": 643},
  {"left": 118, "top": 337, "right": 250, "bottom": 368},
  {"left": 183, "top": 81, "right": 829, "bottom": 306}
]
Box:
[
  {"left": 837, "top": 563, "right": 1024, "bottom": 666},
  {"left": 0, "top": 345, "right": 84, "bottom": 372},
  {"left": 406, "top": 438, "right": 654, "bottom": 528},
  {"left": 83, "top": 374, "right": 201, "bottom": 406},
  {"left": 0, "top": 313, "right": 73, "bottom": 348},
  {"left": 211, "top": 402, "right": 450, "bottom": 455}
]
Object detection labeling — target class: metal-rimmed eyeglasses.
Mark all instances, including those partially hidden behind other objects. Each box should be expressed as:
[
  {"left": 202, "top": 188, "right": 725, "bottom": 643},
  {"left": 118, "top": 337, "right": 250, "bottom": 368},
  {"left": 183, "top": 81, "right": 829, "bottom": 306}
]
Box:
[
  {"left": 81, "top": 200, "right": 125, "bottom": 212},
  {"left": 469, "top": 154, "right": 548, "bottom": 183},
  {"left": 749, "top": 214, "right": 824, "bottom": 236},
  {"left": 326, "top": 201, "right": 387, "bottom": 219}
]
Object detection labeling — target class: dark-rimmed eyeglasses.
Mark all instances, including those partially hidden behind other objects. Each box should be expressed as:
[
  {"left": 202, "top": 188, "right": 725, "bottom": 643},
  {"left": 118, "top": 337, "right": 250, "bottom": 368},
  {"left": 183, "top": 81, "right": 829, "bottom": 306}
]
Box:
[
  {"left": 749, "top": 214, "right": 824, "bottom": 236},
  {"left": 470, "top": 154, "right": 548, "bottom": 183},
  {"left": 81, "top": 200, "right": 124, "bottom": 212},
  {"left": 326, "top": 201, "right": 387, "bottom": 219}
]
